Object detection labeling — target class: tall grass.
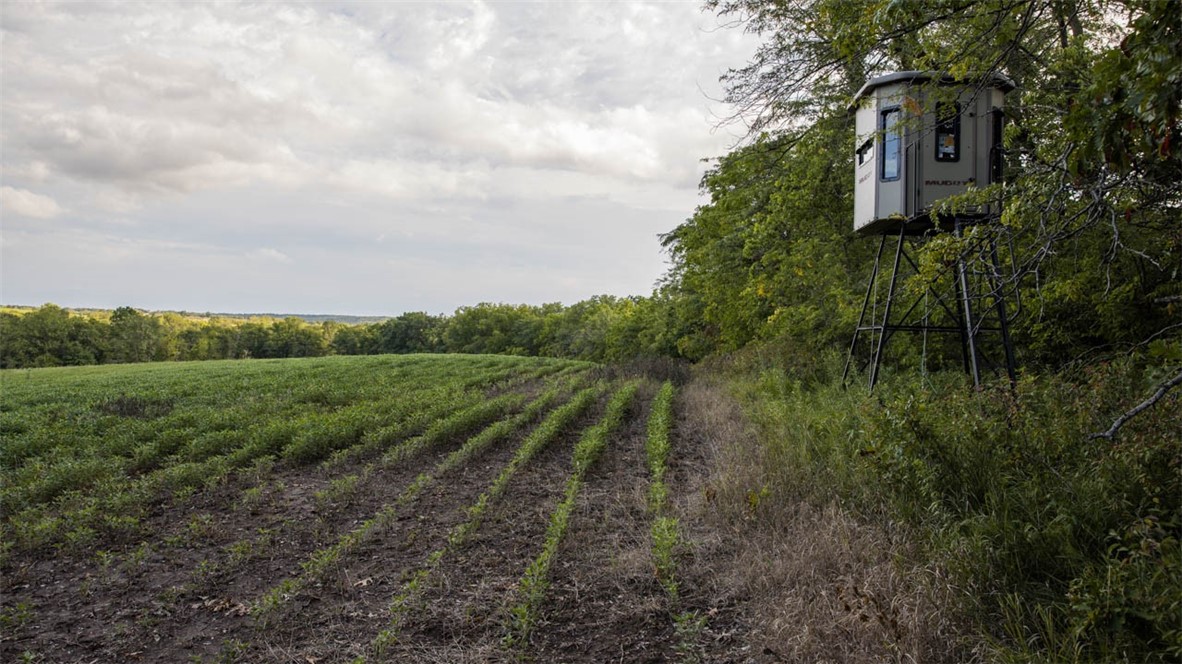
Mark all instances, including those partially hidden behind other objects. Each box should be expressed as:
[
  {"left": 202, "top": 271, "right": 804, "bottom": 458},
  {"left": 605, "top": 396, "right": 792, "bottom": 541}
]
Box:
[{"left": 733, "top": 350, "right": 1181, "bottom": 662}]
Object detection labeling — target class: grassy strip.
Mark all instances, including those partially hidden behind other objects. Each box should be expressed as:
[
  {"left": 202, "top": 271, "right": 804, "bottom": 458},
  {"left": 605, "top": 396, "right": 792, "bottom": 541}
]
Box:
[
  {"left": 503, "top": 380, "right": 641, "bottom": 648},
  {"left": 368, "top": 384, "right": 605, "bottom": 657},
  {"left": 253, "top": 381, "right": 581, "bottom": 620}
]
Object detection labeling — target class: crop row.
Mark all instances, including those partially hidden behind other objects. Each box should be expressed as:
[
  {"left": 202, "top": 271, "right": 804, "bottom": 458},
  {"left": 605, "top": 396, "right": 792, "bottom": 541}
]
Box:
[
  {"left": 642, "top": 382, "right": 705, "bottom": 656},
  {"left": 369, "top": 383, "right": 606, "bottom": 655},
  {"left": 503, "top": 380, "right": 641, "bottom": 647},
  {"left": 0, "top": 355, "right": 588, "bottom": 558},
  {"left": 253, "top": 376, "right": 584, "bottom": 618},
  {"left": 645, "top": 381, "right": 679, "bottom": 597}
]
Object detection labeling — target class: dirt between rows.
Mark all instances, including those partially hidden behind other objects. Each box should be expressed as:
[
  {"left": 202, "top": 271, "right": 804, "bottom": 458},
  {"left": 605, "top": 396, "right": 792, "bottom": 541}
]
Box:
[
  {"left": 243, "top": 400, "right": 611, "bottom": 662},
  {"left": 0, "top": 376, "right": 555, "bottom": 662},
  {"left": 1, "top": 418, "right": 474, "bottom": 662},
  {"left": 527, "top": 385, "right": 677, "bottom": 663},
  {"left": 3, "top": 374, "right": 943, "bottom": 664},
  {"left": 523, "top": 380, "right": 754, "bottom": 664}
]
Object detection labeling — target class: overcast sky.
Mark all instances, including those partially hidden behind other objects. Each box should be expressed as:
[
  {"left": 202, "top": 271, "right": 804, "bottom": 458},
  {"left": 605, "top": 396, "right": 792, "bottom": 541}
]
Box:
[{"left": 1, "top": 1, "right": 756, "bottom": 316}]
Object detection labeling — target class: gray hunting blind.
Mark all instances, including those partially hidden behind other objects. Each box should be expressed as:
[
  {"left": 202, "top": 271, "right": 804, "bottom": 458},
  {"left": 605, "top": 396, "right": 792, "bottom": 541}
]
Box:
[{"left": 843, "top": 72, "right": 1018, "bottom": 389}]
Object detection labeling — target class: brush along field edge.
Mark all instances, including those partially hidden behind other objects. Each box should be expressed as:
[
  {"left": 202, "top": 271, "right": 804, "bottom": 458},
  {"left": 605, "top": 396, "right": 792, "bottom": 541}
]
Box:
[
  {"left": 502, "top": 380, "right": 642, "bottom": 649},
  {"left": 252, "top": 377, "right": 584, "bottom": 618},
  {"left": 368, "top": 383, "right": 607, "bottom": 656}
]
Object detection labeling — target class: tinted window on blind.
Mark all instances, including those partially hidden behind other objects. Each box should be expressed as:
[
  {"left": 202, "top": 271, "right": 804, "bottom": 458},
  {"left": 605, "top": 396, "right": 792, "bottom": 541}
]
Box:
[
  {"left": 935, "top": 102, "right": 960, "bottom": 162},
  {"left": 881, "top": 109, "right": 901, "bottom": 181}
]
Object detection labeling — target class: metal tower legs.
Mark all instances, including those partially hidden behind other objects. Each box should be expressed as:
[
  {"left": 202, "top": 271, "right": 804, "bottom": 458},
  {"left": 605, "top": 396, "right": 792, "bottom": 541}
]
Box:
[{"left": 843, "top": 221, "right": 1017, "bottom": 390}]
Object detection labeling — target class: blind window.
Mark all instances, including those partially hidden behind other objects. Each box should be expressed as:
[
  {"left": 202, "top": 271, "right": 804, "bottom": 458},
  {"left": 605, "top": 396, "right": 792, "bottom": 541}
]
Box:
[
  {"left": 935, "top": 102, "right": 960, "bottom": 162},
  {"left": 881, "top": 109, "right": 901, "bottom": 181}
]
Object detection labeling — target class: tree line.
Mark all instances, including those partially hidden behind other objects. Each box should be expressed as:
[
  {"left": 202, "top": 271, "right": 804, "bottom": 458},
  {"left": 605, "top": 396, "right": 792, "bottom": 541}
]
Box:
[{"left": 0, "top": 297, "right": 690, "bottom": 369}]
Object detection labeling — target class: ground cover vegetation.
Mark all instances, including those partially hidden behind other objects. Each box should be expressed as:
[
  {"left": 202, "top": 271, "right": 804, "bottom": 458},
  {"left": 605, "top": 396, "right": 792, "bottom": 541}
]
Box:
[
  {"left": 1, "top": 1, "right": 1178, "bottom": 661},
  {"left": 3, "top": 355, "right": 736, "bottom": 662}
]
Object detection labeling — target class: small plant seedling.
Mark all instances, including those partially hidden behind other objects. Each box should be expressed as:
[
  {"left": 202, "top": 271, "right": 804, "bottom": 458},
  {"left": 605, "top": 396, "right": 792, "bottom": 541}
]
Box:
[
  {"left": 186, "top": 513, "right": 216, "bottom": 540},
  {"left": 95, "top": 549, "right": 115, "bottom": 569},
  {"left": 673, "top": 610, "right": 707, "bottom": 662},
  {"left": 237, "top": 486, "right": 264, "bottom": 510},
  {"left": 0, "top": 602, "right": 34, "bottom": 630}
]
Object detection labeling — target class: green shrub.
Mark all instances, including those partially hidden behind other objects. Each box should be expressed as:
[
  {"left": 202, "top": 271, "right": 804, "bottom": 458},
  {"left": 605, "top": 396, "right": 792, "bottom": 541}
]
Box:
[{"left": 739, "top": 354, "right": 1180, "bottom": 661}]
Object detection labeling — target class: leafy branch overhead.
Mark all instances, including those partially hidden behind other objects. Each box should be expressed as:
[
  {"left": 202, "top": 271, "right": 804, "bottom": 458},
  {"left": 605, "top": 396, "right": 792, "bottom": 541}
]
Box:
[{"left": 667, "top": 0, "right": 1179, "bottom": 400}]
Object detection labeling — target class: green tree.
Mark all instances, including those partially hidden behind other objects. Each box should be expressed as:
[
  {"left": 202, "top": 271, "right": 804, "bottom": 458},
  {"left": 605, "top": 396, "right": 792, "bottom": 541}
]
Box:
[
  {"left": 329, "top": 323, "right": 378, "bottom": 355},
  {"left": 267, "top": 318, "right": 327, "bottom": 358},
  {"left": 701, "top": 0, "right": 1180, "bottom": 362},
  {"left": 237, "top": 322, "right": 273, "bottom": 359},
  {"left": 445, "top": 304, "right": 542, "bottom": 355},
  {"left": 108, "top": 307, "right": 162, "bottom": 363},
  {"left": 373, "top": 312, "right": 445, "bottom": 354},
  {"left": 0, "top": 304, "right": 105, "bottom": 368}
]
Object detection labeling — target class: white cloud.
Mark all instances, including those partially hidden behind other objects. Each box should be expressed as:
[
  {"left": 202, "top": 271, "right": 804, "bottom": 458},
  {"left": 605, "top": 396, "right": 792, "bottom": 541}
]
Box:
[
  {"left": 0, "top": 0, "right": 759, "bottom": 313},
  {"left": 246, "top": 248, "right": 292, "bottom": 263},
  {"left": 1, "top": 186, "right": 63, "bottom": 219}
]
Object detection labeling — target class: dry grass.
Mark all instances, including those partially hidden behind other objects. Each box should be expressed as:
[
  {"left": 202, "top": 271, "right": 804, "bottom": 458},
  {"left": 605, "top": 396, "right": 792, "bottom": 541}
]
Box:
[{"left": 673, "top": 374, "right": 979, "bottom": 664}]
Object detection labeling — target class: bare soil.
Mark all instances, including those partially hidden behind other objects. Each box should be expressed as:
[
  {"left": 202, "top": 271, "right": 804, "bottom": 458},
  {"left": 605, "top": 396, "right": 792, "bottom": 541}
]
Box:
[
  {"left": 1, "top": 374, "right": 965, "bottom": 663},
  {"left": 528, "top": 387, "right": 682, "bottom": 663}
]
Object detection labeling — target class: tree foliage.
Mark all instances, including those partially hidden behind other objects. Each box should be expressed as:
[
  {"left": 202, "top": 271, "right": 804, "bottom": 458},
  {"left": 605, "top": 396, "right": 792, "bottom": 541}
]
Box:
[
  {"left": 0, "top": 297, "right": 690, "bottom": 369},
  {"left": 671, "top": 0, "right": 1180, "bottom": 365}
]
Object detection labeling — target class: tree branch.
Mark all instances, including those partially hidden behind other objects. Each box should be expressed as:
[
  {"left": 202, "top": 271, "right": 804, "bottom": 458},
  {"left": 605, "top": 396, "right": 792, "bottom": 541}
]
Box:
[{"left": 1090, "top": 368, "right": 1182, "bottom": 440}]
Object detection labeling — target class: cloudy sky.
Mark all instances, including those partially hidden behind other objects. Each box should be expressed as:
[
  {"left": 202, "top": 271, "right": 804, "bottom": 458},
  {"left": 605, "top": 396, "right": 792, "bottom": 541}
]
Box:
[{"left": 1, "top": 1, "right": 757, "bottom": 316}]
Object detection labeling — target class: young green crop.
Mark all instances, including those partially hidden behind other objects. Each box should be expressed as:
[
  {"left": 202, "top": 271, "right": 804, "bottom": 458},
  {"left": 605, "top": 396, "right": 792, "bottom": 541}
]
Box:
[
  {"left": 253, "top": 380, "right": 583, "bottom": 620},
  {"left": 0, "top": 355, "right": 588, "bottom": 555},
  {"left": 640, "top": 381, "right": 698, "bottom": 655},
  {"left": 645, "top": 380, "right": 675, "bottom": 512},
  {"left": 371, "top": 384, "right": 604, "bottom": 656},
  {"left": 503, "top": 381, "right": 640, "bottom": 648}
]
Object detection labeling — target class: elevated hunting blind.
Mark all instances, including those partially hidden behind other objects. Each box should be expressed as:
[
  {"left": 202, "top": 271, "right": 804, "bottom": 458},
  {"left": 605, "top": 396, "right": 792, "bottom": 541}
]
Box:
[
  {"left": 851, "top": 71, "right": 1014, "bottom": 235},
  {"left": 843, "top": 71, "right": 1019, "bottom": 389}
]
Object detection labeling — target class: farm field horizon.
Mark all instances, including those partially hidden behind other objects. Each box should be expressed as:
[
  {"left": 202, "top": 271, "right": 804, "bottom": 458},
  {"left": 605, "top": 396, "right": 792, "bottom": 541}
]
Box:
[{"left": 0, "top": 354, "right": 742, "bottom": 662}]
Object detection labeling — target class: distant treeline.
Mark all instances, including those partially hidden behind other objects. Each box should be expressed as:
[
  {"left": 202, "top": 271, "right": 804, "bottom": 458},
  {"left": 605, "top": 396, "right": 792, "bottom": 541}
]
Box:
[{"left": 0, "top": 297, "right": 687, "bottom": 369}]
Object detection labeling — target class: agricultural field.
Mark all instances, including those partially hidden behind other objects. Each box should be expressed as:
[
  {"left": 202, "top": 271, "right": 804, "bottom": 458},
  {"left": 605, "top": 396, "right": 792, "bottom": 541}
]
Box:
[{"left": 0, "top": 354, "right": 739, "bottom": 662}]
